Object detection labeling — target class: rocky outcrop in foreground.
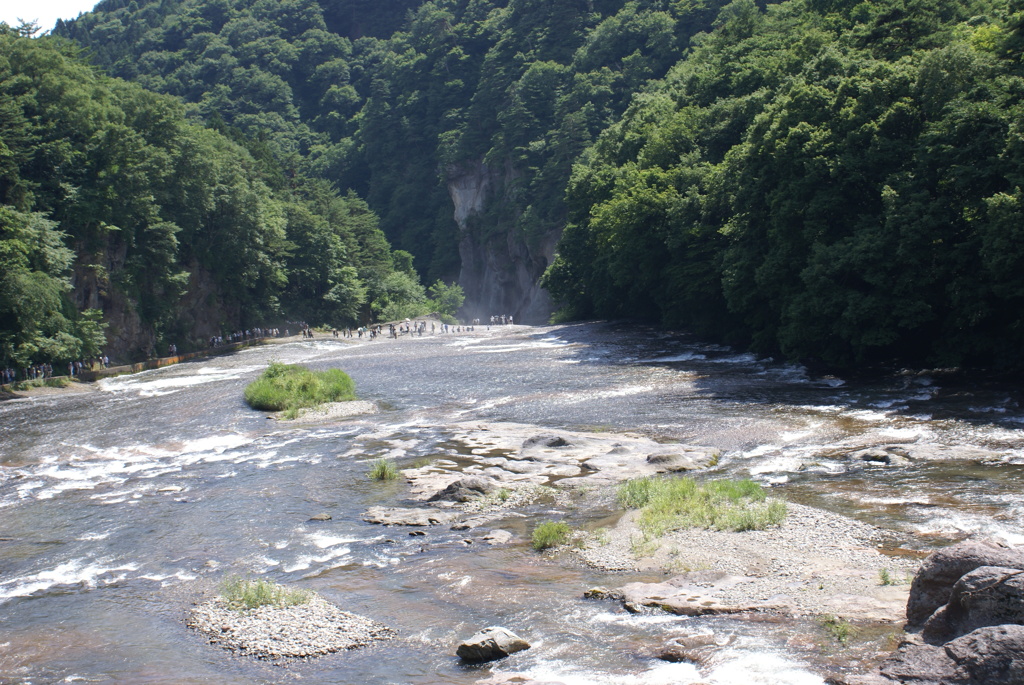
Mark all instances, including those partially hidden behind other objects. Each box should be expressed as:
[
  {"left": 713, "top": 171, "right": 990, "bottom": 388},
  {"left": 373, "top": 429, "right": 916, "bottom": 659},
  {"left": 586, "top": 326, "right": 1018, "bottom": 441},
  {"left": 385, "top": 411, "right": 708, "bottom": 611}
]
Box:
[
  {"left": 188, "top": 592, "right": 396, "bottom": 659},
  {"left": 847, "top": 538, "right": 1024, "bottom": 685}
]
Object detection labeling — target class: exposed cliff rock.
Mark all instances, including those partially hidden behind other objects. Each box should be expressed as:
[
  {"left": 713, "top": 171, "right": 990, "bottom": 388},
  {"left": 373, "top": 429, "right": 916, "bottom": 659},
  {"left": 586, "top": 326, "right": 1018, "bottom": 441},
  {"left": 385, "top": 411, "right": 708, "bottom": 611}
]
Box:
[
  {"left": 71, "top": 243, "right": 238, "bottom": 362},
  {"left": 71, "top": 242, "right": 154, "bottom": 362},
  {"left": 448, "top": 159, "right": 557, "bottom": 325}
]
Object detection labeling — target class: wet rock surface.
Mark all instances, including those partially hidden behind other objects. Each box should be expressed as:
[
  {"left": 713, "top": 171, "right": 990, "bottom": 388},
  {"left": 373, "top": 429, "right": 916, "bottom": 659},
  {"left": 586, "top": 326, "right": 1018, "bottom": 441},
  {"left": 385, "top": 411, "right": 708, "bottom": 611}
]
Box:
[
  {"left": 187, "top": 593, "right": 396, "bottom": 660},
  {"left": 400, "top": 421, "right": 719, "bottom": 496},
  {"left": 456, "top": 626, "right": 531, "bottom": 663}
]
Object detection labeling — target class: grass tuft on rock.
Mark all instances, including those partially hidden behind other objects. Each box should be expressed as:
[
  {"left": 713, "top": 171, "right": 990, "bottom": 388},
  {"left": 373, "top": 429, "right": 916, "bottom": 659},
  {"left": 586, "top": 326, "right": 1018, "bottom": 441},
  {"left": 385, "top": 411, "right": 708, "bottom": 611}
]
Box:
[
  {"left": 532, "top": 520, "right": 571, "bottom": 551},
  {"left": 220, "top": 575, "right": 310, "bottom": 611},
  {"left": 367, "top": 458, "right": 399, "bottom": 481},
  {"left": 618, "top": 476, "right": 786, "bottom": 535},
  {"left": 244, "top": 362, "right": 356, "bottom": 418}
]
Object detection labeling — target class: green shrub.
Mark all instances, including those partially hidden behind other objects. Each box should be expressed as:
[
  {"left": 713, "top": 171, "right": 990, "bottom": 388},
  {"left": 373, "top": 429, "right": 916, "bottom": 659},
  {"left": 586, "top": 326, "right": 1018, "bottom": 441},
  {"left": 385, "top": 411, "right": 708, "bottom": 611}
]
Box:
[
  {"left": 618, "top": 476, "right": 786, "bottom": 535},
  {"left": 368, "top": 458, "right": 398, "bottom": 481},
  {"left": 244, "top": 362, "right": 356, "bottom": 417},
  {"left": 219, "top": 575, "right": 310, "bottom": 611},
  {"left": 532, "top": 520, "right": 571, "bottom": 551}
]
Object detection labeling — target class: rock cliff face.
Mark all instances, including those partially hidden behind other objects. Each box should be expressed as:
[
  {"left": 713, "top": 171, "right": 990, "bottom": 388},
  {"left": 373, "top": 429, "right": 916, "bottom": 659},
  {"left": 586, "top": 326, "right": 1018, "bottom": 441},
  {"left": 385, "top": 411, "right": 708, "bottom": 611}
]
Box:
[
  {"left": 447, "top": 160, "right": 557, "bottom": 325},
  {"left": 71, "top": 243, "right": 238, "bottom": 362},
  {"left": 71, "top": 242, "right": 155, "bottom": 362}
]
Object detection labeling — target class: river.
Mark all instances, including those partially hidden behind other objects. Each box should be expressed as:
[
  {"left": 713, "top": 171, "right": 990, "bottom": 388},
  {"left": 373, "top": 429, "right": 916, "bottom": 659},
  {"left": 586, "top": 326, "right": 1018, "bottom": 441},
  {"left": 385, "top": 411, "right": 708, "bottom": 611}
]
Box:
[{"left": 1, "top": 322, "right": 1023, "bottom": 684}]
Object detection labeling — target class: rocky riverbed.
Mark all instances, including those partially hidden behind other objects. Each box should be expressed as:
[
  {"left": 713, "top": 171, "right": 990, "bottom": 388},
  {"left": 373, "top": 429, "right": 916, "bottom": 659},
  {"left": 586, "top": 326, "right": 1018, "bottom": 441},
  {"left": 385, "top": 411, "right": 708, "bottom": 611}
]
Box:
[{"left": 358, "top": 420, "right": 922, "bottom": 625}]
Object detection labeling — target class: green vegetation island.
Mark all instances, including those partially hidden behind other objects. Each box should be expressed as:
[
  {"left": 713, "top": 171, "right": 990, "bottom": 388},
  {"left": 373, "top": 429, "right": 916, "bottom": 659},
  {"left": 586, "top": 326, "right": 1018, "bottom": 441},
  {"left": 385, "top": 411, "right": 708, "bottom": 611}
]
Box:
[
  {"left": 243, "top": 361, "right": 357, "bottom": 418},
  {"left": 3, "top": 0, "right": 1024, "bottom": 373}
]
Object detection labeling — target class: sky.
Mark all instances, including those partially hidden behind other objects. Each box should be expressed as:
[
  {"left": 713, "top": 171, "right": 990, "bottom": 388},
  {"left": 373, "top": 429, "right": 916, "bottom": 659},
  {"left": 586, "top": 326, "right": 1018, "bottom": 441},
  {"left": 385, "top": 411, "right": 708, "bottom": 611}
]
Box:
[{"left": 1, "top": 0, "right": 100, "bottom": 32}]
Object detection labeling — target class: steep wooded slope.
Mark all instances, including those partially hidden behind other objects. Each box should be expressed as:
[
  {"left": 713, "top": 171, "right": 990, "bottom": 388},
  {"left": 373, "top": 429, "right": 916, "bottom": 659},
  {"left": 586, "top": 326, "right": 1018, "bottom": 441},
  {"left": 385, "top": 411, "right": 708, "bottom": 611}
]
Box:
[
  {"left": 0, "top": 29, "right": 401, "bottom": 365},
  {"left": 56, "top": 0, "right": 731, "bottom": 321}
]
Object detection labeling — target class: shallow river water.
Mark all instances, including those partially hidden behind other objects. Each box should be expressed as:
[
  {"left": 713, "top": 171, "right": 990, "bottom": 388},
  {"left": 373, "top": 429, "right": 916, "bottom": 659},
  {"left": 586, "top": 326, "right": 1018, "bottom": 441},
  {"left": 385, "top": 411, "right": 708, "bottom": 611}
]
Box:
[{"left": 2, "top": 322, "right": 1023, "bottom": 684}]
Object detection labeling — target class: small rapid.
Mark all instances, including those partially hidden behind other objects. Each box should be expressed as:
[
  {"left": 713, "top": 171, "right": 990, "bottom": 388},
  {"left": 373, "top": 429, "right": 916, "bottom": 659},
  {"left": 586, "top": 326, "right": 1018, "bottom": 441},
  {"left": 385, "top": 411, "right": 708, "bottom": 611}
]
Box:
[{"left": 2, "top": 322, "right": 1024, "bottom": 683}]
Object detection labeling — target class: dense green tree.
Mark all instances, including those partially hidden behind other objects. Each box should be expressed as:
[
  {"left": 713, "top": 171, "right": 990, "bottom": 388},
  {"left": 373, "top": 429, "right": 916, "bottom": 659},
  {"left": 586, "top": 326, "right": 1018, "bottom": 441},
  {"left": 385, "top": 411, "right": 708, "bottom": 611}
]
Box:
[
  {"left": 0, "top": 28, "right": 404, "bottom": 366},
  {"left": 0, "top": 207, "right": 105, "bottom": 366},
  {"left": 545, "top": 0, "right": 1024, "bottom": 368}
]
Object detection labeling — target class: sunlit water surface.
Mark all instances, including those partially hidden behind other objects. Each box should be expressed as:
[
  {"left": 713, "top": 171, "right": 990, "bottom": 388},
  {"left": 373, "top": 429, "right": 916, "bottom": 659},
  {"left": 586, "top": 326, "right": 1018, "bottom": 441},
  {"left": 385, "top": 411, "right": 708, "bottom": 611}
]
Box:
[{"left": 2, "top": 322, "right": 1024, "bottom": 684}]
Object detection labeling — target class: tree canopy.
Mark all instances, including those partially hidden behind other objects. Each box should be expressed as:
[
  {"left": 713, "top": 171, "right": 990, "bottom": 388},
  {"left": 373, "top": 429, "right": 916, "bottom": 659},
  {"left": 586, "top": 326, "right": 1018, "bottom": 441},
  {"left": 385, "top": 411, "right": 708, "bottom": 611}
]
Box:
[
  {"left": 6, "top": 0, "right": 1022, "bottom": 370},
  {"left": 544, "top": 0, "right": 1024, "bottom": 369},
  {"left": 0, "top": 28, "right": 412, "bottom": 366}
]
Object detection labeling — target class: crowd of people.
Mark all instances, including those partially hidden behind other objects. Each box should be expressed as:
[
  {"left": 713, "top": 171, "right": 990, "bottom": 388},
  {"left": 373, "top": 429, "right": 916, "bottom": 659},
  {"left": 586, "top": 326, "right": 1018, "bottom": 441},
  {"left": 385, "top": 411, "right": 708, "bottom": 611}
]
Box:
[
  {"left": 2, "top": 355, "right": 112, "bottom": 386},
  {"left": 209, "top": 327, "right": 280, "bottom": 347}
]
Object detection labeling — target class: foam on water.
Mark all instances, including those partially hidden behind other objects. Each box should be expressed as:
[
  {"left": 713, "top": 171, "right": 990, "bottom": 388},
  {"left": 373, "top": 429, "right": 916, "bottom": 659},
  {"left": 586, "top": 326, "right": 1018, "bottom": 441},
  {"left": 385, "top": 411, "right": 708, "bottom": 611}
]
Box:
[
  {"left": 305, "top": 532, "right": 362, "bottom": 548},
  {"left": 589, "top": 611, "right": 687, "bottom": 627},
  {"left": 705, "top": 353, "right": 760, "bottom": 365},
  {"left": 914, "top": 512, "right": 1024, "bottom": 545},
  {"left": 500, "top": 660, "right": 702, "bottom": 685},
  {"left": 877, "top": 426, "right": 930, "bottom": 439},
  {"left": 470, "top": 340, "right": 572, "bottom": 354},
  {"left": 705, "top": 651, "right": 824, "bottom": 685},
  {"left": 0, "top": 559, "right": 139, "bottom": 601},
  {"left": 99, "top": 365, "right": 261, "bottom": 396},
  {"left": 641, "top": 352, "right": 706, "bottom": 363},
  {"left": 846, "top": 409, "right": 891, "bottom": 423},
  {"left": 6, "top": 432, "right": 259, "bottom": 503},
  {"left": 283, "top": 547, "right": 351, "bottom": 573}
]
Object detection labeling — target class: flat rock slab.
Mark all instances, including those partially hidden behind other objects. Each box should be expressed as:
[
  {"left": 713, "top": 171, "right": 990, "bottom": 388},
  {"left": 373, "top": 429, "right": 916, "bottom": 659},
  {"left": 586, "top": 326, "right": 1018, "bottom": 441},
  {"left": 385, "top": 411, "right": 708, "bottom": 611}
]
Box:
[
  {"left": 451, "top": 513, "right": 503, "bottom": 531},
  {"left": 481, "top": 529, "right": 514, "bottom": 545},
  {"left": 617, "top": 576, "right": 778, "bottom": 616},
  {"left": 187, "top": 593, "right": 396, "bottom": 659},
  {"left": 579, "top": 504, "right": 917, "bottom": 621},
  {"left": 362, "top": 506, "right": 458, "bottom": 526}
]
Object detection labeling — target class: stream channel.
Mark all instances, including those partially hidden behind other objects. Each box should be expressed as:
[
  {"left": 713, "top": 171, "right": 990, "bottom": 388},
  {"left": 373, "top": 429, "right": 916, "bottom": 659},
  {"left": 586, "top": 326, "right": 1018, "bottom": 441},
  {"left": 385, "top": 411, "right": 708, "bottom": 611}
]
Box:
[{"left": 2, "top": 322, "right": 1023, "bottom": 684}]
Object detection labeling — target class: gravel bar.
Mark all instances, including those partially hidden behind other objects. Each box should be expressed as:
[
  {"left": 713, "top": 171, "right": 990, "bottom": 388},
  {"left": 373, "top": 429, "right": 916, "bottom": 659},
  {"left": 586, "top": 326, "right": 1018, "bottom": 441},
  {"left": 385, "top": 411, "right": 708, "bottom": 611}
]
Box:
[{"left": 187, "top": 592, "right": 397, "bottom": 659}]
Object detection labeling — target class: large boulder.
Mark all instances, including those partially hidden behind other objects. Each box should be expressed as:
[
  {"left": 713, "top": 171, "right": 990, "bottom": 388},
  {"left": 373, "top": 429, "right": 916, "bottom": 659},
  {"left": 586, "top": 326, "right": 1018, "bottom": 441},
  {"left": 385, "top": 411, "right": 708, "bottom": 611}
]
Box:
[
  {"left": 426, "top": 476, "right": 498, "bottom": 503},
  {"left": 945, "top": 624, "right": 1024, "bottom": 684},
  {"left": 875, "top": 626, "right": 1024, "bottom": 684},
  {"left": 456, "top": 626, "right": 530, "bottom": 663},
  {"left": 879, "top": 636, "right": 958, "bottom": 684},
  {"left": 923, "top": 566, "right": 1024, "bottom": 642},
  {"left": 907, "top": 539, "right": 1024, "bottom": 626}
]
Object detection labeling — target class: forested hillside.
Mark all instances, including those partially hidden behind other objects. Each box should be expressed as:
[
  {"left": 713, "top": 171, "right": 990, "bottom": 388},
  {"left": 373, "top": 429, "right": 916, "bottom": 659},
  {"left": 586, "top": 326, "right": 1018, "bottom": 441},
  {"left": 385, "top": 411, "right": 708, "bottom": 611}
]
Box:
[
  {"left": 55, "top": 0, "right": 732, "bottom": 322},
  {"left": 14, "top": 0, "right": 1024, "bottom": 369},
  {"left": 544, "top": 0, "right": 1024, "bottom": 368},
  {"left": 0, "top": 27, "right": 409, "bottom": 366}
]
